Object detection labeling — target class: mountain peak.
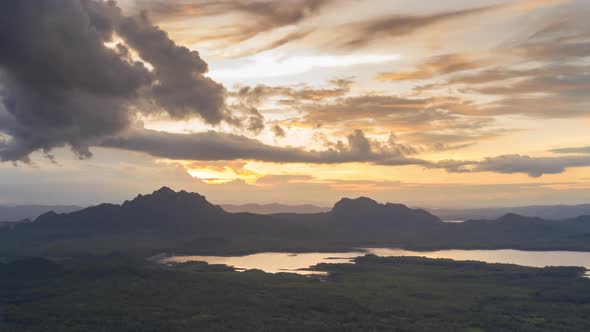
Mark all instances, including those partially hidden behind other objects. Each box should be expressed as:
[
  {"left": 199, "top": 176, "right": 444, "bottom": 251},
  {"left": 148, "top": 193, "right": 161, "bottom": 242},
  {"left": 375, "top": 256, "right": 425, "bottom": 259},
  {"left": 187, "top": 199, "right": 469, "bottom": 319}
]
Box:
[
  {"left": 499, "top": 212, "right": 523, "bottom": 220},
  {"left": 153, "top": 186, "right": 176, "bottom": 196},
  {"left": 120, "top": 187, "right": 224, "bottom": 221},
  {"left": 34, "top": 210, "right": 59, "bottom": 223},
  {"left": 333, "top": 197, "right": 380, "bottom": 213},
  {"left": 331, "top": 196, "right": 441, "bottom": 224}
]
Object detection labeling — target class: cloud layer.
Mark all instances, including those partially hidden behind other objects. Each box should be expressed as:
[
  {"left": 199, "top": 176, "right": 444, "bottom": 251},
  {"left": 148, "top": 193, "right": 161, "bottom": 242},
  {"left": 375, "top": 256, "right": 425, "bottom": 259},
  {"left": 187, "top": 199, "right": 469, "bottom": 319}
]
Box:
[
  {"left": 1, "top": 0, "right": 589, "bottom": 184},
  {"left": 101, "top": 128, "right": 418, "bottom": 165}
]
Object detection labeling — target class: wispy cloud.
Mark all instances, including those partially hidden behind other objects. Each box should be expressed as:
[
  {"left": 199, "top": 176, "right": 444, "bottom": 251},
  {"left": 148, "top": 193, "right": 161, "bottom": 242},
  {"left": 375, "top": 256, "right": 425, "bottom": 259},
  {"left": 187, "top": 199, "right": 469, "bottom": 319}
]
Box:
[{"left": 210, "top": 52, "right": 400, "bottom": 79}]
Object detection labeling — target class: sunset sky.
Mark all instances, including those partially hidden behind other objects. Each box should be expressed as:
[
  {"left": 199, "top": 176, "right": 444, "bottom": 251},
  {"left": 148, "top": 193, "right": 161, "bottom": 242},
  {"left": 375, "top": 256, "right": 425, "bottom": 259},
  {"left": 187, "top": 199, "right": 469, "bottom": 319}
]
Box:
[{"left": 1, "top": 0, "right": 590, "bottom": 207}]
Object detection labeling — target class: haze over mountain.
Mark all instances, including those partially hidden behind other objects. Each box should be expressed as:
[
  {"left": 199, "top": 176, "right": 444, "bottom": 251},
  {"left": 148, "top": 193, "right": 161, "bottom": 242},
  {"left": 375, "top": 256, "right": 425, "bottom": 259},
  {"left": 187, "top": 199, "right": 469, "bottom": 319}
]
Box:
[
  {"left": 2, "top": 187, "right": 590, "bottom": 258},
  {"left": 0, "top": 205, "right": 83, "bottom": 222},
  {"left": 222, "top": 201, "right": 590, "bottom": 221},
  {"left": 4, "top": 200, "right": 589, "bottom": 224},
  {"left": 428, "top": 204, "right": 590, "bottom": 221}
]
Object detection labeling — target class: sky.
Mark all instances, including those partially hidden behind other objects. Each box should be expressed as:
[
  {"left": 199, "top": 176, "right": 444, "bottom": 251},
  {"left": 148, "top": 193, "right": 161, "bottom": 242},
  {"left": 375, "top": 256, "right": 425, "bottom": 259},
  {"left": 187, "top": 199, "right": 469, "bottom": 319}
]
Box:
[{"left": 0, "top": 0, "right": 590, "bottom": 208}]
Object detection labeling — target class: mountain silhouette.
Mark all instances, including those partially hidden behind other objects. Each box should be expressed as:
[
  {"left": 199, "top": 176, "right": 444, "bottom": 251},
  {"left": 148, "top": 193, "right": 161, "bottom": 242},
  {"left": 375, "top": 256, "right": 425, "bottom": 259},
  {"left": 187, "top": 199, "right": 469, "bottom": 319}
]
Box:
[
  {"left": 331, "top": 197, "right": 441, "bottom": 224},
  {"left": 34, "top": 187, "right": 225, "bottom": 228},
  {"left": 1, "top": 187, "right": 590, "bottom": 256},
  {"left": 428, "top": 204, "right": 590, "bottom": 221}
]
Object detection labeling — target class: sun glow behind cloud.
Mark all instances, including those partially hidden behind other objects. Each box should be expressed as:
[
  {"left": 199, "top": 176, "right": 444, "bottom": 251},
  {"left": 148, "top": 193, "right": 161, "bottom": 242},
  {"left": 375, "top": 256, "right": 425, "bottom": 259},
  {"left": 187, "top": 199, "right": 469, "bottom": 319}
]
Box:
[{"left": 184, "top": 162, "right": 263, "bottom": 184}]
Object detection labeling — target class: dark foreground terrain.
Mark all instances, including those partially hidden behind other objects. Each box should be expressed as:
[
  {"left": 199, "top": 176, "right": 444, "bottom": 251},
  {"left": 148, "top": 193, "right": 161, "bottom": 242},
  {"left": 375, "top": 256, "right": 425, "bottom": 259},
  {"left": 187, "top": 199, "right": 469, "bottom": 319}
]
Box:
[{"left": 1, "top": 254, "right": 589, "bottom": 331}]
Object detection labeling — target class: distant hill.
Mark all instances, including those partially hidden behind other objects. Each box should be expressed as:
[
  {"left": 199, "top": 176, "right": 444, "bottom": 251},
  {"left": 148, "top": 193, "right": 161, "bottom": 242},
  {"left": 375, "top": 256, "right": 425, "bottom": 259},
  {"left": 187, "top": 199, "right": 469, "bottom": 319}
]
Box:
[
  {"left": 2, "top": 187, "right": 590, "bottom": 257},
  {"left": 222, "top": 202, "right": 590, "bottom": 221},
  {"left": 221, "top": 203, "right": 329, "bottom": 214},
  {"left": 428, "top": 204, "right": 590, "bottom": 221},
  {"left": 0, "top": 219, "right": 30, "bottom": 229},
  {"left": 331, "top": 197, "right": 440, "bottom": 223},
  {"left": 0, "top": 205, "right": 82, "bottom": 222}
]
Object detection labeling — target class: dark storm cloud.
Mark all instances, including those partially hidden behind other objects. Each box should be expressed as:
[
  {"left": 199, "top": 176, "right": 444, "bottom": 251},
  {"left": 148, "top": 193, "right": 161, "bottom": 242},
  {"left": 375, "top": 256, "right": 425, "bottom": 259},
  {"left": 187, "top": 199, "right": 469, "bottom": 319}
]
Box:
[
  {"left": 0, "top": 0, "right": 144, "bottom": 161},
  {"left": 0, "top": 0, "right": 228, "bottom": 162},
  {"left": 117, "top": 13, "right": 228, "bottom": 123}
]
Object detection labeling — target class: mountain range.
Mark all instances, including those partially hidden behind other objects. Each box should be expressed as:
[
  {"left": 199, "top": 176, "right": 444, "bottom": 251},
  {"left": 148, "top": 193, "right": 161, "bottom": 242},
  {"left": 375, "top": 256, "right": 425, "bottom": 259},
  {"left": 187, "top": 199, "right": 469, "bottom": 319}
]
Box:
[
  {"left": 1, "top": 187, "right": 590, "bottom": 257},
  {"left": 3, "top": 198, "right": 590, "bottom": 223},
  {"left": 222, "top": 202, "right": 590, "bottom": 221},
  {"left": 427, "top": 204, "right": 590, "bottom": 221}
]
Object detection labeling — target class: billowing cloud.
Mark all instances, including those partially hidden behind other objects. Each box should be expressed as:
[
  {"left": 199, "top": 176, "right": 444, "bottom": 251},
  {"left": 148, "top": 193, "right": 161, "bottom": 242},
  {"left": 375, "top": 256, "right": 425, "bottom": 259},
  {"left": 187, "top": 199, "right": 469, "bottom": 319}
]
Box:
[
  {"left": 116, "top": 13, "right": 228, "bottom": 123},
  {"left": 0, "top": 0, "right": 228, "bottom": 162}
]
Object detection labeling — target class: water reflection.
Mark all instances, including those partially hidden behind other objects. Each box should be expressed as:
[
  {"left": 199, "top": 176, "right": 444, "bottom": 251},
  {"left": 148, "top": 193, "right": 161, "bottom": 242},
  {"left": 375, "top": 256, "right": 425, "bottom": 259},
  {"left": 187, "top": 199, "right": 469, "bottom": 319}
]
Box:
[
  {"left": 364, "top": 248, "right": 590, "bottom": 270},
  {"left": 162, "top": 251, "right": 365, "bottom": 275},
  {"left": 162, "top": 248, "right": 590, "bottom": 276}
]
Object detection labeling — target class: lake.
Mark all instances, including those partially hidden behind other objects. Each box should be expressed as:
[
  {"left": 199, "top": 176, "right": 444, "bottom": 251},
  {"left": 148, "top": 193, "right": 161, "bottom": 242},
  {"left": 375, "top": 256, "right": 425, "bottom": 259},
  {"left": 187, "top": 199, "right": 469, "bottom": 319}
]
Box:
[{"left": 161, "top": 248, "right": 590, "bottom": 276}]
